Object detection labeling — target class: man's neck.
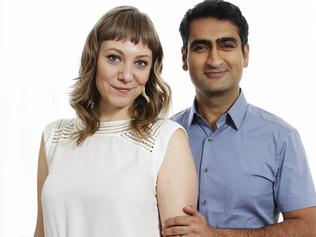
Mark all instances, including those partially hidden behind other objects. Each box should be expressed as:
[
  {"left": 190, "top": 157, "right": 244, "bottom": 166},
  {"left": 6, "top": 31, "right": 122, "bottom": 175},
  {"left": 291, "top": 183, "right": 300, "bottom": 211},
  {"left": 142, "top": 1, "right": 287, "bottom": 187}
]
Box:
[{"left": 196, "top": 89, "right": 240, "bottom": 130}]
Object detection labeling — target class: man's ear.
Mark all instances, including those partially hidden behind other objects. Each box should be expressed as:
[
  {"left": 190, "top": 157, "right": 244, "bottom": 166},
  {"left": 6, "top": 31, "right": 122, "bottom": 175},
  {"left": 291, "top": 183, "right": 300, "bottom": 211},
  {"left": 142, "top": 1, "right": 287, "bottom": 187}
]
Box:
[
  {"left": 182, "top": 47, "right": 188, "bottom": 71},
  {"left": 243, "top": 44, "right": 249, "bottom": 68}
]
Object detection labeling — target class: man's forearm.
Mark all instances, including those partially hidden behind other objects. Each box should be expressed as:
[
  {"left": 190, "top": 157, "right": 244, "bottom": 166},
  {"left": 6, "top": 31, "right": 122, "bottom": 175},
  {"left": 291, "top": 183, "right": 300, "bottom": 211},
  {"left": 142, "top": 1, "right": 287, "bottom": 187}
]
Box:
[{"left": 215, "top": 218, "right": 309, "bottom": 237}]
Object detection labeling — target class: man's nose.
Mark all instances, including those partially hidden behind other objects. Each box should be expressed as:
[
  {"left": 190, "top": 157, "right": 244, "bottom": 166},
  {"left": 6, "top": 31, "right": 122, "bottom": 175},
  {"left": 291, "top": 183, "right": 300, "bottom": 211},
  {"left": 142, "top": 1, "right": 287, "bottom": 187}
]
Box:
[{"left": 206, "top": 48, "right": 223, "bottom": 67}]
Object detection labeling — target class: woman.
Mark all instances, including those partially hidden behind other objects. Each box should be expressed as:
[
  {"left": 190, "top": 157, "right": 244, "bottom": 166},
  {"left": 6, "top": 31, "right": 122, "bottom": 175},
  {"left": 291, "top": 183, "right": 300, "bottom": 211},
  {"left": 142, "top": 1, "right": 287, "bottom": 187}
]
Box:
[{"left": 34, "top": 6, "right": 197, "bottom": 237}]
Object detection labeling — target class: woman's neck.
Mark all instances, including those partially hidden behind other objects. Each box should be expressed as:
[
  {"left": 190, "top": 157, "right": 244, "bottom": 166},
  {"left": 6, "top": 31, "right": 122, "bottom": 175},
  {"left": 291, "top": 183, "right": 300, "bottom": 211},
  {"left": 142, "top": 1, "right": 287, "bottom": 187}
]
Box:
[{"left": 97, "top": 102, "right": 131, "bottom": 122}]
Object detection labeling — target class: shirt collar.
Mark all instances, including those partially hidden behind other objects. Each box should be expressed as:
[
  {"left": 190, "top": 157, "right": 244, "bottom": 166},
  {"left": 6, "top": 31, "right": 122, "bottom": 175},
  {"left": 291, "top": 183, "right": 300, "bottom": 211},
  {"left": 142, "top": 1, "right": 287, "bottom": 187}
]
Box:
[
  {"left": 187, "top": 98, "right": 199, "bottom": 127},
  {"left": 226, "top": 90, "right": 248, "bottom": 130},
  {"left": 187, "top": 89, "right": 248, "bottom": 130}
]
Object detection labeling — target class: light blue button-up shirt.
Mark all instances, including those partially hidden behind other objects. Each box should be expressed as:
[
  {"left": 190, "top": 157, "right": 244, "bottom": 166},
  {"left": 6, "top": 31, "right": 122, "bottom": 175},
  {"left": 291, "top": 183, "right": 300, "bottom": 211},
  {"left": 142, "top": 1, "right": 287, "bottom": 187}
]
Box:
[{"left": 171, "top": 90, "right": 316, "bottom": 228}]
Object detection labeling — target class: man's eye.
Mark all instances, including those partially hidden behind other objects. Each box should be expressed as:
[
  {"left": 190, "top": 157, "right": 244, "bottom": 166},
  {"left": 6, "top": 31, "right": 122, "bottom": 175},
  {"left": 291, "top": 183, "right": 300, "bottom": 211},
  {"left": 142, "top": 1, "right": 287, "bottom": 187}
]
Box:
[
  {"left": 136, "top": 60, "right": 148, "bottom": 68},
  {"left": 221, "top": 43, "right": 236, "bottom": 50},
  {"left": 192, "top": 45, "right": 208, "bottom": 52},
  {"left": 107, "top": 55, "right": 120, "bottom": 63}
]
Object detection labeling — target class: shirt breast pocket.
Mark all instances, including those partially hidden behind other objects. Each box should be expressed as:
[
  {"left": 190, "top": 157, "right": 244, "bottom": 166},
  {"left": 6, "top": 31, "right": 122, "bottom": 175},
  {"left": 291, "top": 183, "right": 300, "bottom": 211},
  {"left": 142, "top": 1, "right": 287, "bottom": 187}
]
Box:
[{"left": 234, "top": 158, "right": 277, "bottom": 215}]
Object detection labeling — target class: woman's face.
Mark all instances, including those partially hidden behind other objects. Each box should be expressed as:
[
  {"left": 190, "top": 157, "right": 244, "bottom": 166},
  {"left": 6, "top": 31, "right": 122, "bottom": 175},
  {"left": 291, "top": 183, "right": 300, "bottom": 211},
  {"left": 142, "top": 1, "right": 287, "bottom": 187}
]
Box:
[{"left": 95, "top": 39, "right": 152, "bottom": 120}]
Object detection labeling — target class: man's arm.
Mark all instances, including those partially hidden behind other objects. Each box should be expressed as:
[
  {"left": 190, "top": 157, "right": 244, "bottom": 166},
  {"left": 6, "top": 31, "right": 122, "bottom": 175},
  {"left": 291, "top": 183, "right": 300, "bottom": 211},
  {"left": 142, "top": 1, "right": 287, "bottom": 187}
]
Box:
[{"left": 162, "top": 206, "right": 316, "bottom": 237}]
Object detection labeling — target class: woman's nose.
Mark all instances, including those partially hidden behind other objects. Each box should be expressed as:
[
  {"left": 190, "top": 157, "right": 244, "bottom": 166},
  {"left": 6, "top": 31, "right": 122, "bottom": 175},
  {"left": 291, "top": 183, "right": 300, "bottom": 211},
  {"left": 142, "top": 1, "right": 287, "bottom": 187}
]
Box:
[{"left": 118, "top": 65, "right": 133, "bottom": 83}]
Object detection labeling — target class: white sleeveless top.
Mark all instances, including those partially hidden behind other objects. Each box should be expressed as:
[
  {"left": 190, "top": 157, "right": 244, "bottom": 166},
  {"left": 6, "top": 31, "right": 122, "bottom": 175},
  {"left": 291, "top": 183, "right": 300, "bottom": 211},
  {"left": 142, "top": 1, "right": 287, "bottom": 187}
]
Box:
[{"left": 41, "top": 118, "right": 182, "bottom": 237}]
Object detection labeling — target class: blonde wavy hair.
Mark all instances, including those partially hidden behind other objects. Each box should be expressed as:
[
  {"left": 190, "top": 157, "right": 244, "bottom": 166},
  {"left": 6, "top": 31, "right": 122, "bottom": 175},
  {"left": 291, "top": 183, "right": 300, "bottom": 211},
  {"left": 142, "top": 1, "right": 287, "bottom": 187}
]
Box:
[{"left": 70, "top": 6, "right": 171, "bottom": 144}]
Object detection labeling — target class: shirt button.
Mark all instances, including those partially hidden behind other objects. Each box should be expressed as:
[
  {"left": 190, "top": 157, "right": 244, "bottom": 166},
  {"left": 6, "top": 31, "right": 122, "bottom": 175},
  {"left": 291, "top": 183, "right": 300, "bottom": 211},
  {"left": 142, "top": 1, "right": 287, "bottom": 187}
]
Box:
[
  {"left": 207, "top": 136, "right": 212, "bottom": 142},
  {"left": 202, "top": 200, "right": 207, "bottom": 206},
  {"left": 203, "top": 167, "right": 208, "bottom": 173}
]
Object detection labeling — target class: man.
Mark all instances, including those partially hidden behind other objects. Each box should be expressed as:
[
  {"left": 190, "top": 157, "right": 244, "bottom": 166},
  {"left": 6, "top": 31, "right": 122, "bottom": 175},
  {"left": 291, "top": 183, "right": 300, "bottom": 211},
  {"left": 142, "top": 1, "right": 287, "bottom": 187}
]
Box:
[{"left": 163, "top": 0, "right": 316, "bottom": 236}]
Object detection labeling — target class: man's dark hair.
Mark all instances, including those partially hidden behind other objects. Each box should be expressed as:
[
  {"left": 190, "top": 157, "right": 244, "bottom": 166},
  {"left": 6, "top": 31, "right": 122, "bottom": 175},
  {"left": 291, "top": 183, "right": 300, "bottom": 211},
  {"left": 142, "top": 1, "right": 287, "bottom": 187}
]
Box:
[{"left": 179, "top": 0, "right": 249, "bottom": 52}]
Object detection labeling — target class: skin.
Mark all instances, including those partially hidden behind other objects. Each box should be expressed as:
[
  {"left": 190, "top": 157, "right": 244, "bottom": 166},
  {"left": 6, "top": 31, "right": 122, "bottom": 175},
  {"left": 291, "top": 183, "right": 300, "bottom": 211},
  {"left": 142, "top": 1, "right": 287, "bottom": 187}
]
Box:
[
  {"left": 157, "top": 128, "right": 198, "bottom": 224},
  {"left": 33, "top": 135, "right": 48, "bottom": 237},
  {"left": 162, "top": 17, "right": 316, "bottom": 237},
  {"left": 183, "top": 18, "right": 249, "bottom": 130},
  {"left": 34, "top": 39, "right": 198, "bottom": 236},
  {"left": 96, "top": 39, "right": 152, "bottom": 121}
]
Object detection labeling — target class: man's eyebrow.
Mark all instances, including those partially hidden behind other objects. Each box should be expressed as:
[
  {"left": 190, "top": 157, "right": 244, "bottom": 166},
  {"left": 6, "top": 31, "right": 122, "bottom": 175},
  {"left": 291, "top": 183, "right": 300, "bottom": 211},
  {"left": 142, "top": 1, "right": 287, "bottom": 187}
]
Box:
[
  {"left": 189, "top": 37, "right": 238, "bottom": 49},
  {"left": 189, "top": 39, "right": 212, "bottom": 48},
  {"left": 216, "top": 37, "right": 238, "bottom": 44}
]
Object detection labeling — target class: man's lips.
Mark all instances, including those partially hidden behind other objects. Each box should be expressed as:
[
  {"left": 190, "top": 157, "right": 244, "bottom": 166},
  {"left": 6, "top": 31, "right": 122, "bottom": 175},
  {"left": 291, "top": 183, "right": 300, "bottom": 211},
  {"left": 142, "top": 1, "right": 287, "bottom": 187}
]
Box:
[{"left": 204, "top": 70, "right": 226, "bottom": 79}]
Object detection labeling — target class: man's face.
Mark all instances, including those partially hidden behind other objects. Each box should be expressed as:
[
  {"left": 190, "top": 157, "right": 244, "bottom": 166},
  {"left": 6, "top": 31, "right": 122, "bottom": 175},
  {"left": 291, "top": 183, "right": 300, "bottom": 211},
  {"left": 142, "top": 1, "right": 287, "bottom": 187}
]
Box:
[{"left": 183, "top": 17, "right": 249, "bottom": 98}]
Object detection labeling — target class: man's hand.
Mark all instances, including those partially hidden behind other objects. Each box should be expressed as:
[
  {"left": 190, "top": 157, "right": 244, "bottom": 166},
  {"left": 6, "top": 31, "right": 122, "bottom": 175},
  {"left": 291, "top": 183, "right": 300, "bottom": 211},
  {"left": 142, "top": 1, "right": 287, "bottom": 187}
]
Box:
[
  {"left": 162, "top": 206, "right": 316, "bottom": 237},
  {"left": 162, "top": 206, "right": 216, "bottom": 237}
]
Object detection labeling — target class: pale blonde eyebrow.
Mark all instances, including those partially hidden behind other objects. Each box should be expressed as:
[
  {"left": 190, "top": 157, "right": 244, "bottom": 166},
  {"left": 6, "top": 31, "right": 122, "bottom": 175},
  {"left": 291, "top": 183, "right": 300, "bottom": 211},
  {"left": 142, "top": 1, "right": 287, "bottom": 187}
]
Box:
[
  {"left": 103, "top": 48, "right": 151, "bottom": 59},
  {"left": 135, "top": 55, "right": 151, "bottom": 59}
]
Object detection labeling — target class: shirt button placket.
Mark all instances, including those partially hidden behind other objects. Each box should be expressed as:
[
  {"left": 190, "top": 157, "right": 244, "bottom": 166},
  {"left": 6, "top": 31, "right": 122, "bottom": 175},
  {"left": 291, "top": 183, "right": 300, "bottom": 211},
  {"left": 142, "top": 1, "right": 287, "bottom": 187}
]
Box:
[
  {"left": 201, "top": 136, "right": 211, "bottom": 209},
  {"left": 199, "top": 133, "right": 212, "bottom": 212},
  {"left": 205, "top": 136, "right": 212, "bottom": 174}
]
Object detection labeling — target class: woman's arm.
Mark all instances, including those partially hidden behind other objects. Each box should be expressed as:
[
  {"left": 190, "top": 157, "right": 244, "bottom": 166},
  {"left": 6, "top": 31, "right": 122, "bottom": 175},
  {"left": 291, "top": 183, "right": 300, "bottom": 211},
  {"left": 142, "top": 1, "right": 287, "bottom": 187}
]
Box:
[
  {"left": 157, "top": 128, "right": 198, "bottom": 225},
  {"left": 34, "top": 134, "right": 48, "bottom": 237}
]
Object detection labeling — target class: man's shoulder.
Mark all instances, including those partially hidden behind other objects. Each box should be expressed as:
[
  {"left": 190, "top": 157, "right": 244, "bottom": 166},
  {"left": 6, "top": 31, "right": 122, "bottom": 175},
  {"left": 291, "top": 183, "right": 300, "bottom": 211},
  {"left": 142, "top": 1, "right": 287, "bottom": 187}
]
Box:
[
  {"left": 170, "top": 107, "right": 192, "bottom": 128},
  {"left": 247, "top": 104, "right": 296, "bottom": 133}
]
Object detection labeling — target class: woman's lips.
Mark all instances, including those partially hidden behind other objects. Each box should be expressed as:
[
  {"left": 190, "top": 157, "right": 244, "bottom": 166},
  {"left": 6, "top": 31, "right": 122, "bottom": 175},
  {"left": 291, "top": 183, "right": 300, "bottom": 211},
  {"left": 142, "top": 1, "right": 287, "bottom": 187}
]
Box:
[{"left": 112, "top": 85, "right": 132, "bottom": 94}]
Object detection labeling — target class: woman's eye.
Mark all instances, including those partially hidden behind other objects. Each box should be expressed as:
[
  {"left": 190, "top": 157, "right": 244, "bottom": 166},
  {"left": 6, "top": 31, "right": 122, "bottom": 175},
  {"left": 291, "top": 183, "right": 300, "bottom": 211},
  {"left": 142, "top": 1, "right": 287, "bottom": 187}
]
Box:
[
  {"left": 136, "top": 60, "right": 148, "bottom": 68},
  {"left": 107, "top": 55, "right": 120, "bottom": 63}
]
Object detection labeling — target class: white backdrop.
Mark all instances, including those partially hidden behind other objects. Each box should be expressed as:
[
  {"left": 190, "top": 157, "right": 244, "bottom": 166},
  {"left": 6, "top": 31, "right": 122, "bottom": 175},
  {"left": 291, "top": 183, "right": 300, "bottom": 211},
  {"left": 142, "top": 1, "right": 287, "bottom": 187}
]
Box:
[{"left": 1, "top": 0, "right": 316, "bottom": 236}]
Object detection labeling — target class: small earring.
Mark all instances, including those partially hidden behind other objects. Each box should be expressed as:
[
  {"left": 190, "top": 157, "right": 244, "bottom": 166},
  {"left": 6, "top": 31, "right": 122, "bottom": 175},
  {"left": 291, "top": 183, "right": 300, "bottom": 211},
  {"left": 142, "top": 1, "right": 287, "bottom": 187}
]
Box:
[
  {"left": 88, "top": 100, "right": 94, "bottom": 110},
  {"left": 182, "top": 63, "right": 188, "bottom": 71},
  {"left": 142, "top": 87, "right": 150, "bottom": 103}
]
